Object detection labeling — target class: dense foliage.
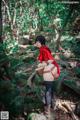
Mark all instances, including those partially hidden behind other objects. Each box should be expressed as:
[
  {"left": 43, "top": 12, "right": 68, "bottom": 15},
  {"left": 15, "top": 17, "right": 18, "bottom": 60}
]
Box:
[{"left": 0, "top": 0, "right": 80, "bottom": 119}]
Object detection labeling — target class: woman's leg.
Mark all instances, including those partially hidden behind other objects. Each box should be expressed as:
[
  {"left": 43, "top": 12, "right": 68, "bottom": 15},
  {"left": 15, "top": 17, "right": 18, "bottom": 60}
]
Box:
[
  {"left": 51, "top": 83, "right": 54, "bottom": 108},
  {"left": 44, "top": 81, "right": 54, "bottom": 112},
  {"left": 45, "top": 87, "right": 52, "bottom": 106}
]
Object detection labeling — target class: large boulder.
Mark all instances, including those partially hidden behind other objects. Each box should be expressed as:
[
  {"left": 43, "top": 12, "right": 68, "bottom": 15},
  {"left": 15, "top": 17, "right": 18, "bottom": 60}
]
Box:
[{"left": 27, "top": 113, "right": 47, "bottom": 120}]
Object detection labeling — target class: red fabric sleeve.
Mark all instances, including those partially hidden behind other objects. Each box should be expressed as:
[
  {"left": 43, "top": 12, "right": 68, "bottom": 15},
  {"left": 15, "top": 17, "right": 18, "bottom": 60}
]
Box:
[{"left": 38, "top": 46, "right": 54, "bottom": 62}]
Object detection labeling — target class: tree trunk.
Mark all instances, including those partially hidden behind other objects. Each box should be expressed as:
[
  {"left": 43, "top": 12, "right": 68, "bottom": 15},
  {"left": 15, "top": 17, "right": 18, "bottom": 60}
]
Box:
[{"left": 0, "top": 0, "right": 2, "bottom": 42}]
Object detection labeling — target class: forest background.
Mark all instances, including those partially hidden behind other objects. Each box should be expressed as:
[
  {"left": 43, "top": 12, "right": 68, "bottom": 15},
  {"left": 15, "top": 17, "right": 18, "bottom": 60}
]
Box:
[{"left": 0, "top": 0, "right": 80, "bottom": 119}]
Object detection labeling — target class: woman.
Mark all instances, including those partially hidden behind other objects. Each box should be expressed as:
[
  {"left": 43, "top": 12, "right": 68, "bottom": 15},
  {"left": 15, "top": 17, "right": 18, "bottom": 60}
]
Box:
[{"left": 35, "top": 35, "right": 60, "bottom": 114}]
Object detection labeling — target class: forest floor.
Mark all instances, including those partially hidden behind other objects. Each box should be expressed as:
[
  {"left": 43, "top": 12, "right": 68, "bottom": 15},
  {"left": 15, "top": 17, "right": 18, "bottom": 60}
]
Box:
[
  {"left": 25, "top": 88, "right": 80, "bottom": 120},
  {"left": 25, "top": 58, "right": 80, "bottom": 120},
  {"left": 15, "top": 57, "right": 80, "bottom": 120}
]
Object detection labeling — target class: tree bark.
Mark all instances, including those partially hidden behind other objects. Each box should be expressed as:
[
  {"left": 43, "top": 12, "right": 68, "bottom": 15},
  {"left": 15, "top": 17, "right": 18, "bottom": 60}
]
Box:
[{"left": 0, "top": 0, "right": 2, "bottom": 42}]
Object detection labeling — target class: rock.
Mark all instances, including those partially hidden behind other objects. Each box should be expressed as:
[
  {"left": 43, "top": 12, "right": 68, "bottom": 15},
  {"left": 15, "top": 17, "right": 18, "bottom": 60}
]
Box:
[
  {"left": 63, "top": 50, "right": 71, "bottom": 58},
  {"left": 68, "top": 61, "right": 77, "bottom": 68},
  {"left": 28, "top": 113, "right": 47, "bottom": 120}
]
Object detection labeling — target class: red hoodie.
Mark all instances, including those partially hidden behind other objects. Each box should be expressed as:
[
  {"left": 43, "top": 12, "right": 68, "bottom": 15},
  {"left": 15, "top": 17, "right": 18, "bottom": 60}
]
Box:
[{"left": 38, "top": 46, "right": 60, "bottom": 76}]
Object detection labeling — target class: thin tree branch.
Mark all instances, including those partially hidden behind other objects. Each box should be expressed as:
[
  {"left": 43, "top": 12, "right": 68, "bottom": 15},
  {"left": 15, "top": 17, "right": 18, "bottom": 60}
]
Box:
[
  {"left": 2, "top": 0, "right": 11, "bottom": 22},
  {"left": 13, "top": 3, "right": 17, "bottom": 26}
]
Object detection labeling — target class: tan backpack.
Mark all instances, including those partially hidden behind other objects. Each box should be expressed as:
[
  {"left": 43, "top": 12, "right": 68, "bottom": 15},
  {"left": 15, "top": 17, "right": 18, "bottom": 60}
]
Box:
[{"left": 36, "top": 61, "right": 58, "bottom": 79}]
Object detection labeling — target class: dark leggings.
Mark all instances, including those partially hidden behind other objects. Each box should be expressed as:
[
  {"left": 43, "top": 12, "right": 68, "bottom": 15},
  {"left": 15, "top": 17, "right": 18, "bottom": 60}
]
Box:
[{"left": 44, "top": 81, "right": 54, "bottom": 107}]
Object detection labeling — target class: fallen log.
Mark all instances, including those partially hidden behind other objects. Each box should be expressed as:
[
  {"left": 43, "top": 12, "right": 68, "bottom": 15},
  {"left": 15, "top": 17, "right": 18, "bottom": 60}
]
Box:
[
  {"left": 27, "top": 71, "right": 36, "bottom": 87},
  {"left": 54, "top": 98, "right": 79, "bottom": 120},
  {"left": 62, "top": 103, "right": 79, "bottom": 120}
]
